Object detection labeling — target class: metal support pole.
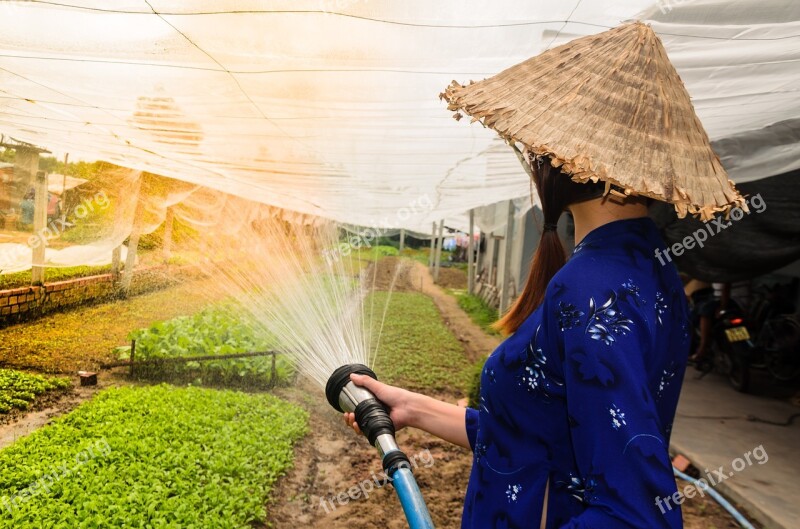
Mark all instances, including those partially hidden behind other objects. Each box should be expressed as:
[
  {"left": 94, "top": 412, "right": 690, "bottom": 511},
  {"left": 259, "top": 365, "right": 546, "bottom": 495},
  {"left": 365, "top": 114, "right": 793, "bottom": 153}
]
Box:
[
  {"left": 428, "top": 222, "right": 436, "bottom": 269},
  {"left": 433, "top": 219, "right": 444, "bottom": 284},
  {"left": 59, "top": 153, "right": 68, "bottom": 227},
  {"left": 499, "top": 201, "right": 515, "bottom": 313},
  {"left": 121, "top": 176, "right": 144, "bottom": 295},
  {"left": 111, "top": 246, "right": 122, "bottom": 280},
  {"left": 31, "top": 170, "right": 48, "bottom": 285},
  {"left": 475, "top": 230, "right": 483, "bottom": 286},
  {"left": 399, "top": 228, "right": 405, "bottom": 252},
  {"left": 467, "top": 209, "right": 475, "bottom": 294}
]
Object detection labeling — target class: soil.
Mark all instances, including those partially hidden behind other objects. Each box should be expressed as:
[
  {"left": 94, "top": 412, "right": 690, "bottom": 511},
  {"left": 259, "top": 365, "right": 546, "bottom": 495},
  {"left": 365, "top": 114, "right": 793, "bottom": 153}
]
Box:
[
  {"left": 678, "top": 478, "right": 760, "bottom": 529},
  {"left": 434, "top": 267, "right": 468, "bottom": 290},
  {"left": 267, "top": 381, "right": 471, "bottom": 529}
]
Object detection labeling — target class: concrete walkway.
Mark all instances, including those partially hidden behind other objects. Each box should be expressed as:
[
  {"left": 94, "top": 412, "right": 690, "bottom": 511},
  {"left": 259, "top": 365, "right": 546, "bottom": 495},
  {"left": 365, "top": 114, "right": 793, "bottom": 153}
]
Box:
[{"left": 671, "top": 369, "right": 800, "bottom": 529}]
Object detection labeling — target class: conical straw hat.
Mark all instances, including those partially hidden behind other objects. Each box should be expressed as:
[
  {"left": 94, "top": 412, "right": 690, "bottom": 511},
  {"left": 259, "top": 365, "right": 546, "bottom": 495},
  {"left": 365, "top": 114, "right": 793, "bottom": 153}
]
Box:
[{"left": 441, "top": 22, "right": 745, "bottom": 220}]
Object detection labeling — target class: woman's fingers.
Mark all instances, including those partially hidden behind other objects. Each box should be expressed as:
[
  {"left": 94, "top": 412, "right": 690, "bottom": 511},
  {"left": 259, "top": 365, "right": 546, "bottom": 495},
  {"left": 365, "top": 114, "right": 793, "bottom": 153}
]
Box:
[
  {"left": 342, "top": 412, "right": 361, "bottom": 435},
  {"left": 349, "top": 373, "right": 388, "bottom": 400}
]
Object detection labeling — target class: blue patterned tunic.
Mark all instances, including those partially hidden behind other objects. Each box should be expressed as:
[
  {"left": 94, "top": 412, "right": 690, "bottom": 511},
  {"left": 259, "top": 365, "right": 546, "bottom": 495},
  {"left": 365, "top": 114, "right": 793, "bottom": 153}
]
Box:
[{"left": 463, "top": 217, "right": 690, "bottom": 529}]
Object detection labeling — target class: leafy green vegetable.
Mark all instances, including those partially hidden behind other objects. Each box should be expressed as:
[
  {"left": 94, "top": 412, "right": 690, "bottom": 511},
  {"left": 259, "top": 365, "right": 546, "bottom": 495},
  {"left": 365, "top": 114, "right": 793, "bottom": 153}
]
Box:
[
  {"left": 467, "top": 356, "right": 487, "bottom": 409},
  {"left": 129, "top": 305, "right": 295, "bottom": 388},
  {"left": 352, "top": 245, "right": 399, "bottom": 260},
  {"left": 0, "top": 385, "right": 308, "bottom": 528},
  {"left": 0, "top": 369, "right": 71, "bottom": 414}
]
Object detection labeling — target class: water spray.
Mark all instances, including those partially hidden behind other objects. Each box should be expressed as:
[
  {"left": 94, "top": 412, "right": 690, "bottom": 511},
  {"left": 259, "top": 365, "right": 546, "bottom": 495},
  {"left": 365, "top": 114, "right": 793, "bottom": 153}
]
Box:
[{"left": 326, "top": 364, "right": 435, "bottom": 529}]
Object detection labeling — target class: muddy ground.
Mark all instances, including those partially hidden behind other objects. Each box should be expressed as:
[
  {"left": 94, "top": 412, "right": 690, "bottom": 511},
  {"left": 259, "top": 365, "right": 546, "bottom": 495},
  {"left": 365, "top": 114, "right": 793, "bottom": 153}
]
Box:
[
  {"left": 0, "top": 371, "right": 123, "bottom": 449},
  {"left": 267, "top": 380, "right": 471, "bottom": 529}
]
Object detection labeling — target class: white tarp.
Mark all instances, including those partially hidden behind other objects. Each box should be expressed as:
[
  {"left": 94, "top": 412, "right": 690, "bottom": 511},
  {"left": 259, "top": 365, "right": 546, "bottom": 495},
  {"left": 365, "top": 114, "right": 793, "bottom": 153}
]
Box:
[
  {"left": 47, "top": 174, "right": 88, "bottom": 195},
  {"left": 0, "top": 0, "right": 797, "bottom": 233}
]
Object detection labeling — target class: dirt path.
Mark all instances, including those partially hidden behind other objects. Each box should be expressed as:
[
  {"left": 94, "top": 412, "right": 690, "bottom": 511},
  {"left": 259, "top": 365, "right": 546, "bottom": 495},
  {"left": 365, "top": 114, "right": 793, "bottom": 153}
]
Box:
[
  {"left": 370, "top": 257, "right": 501, "bottom": 363},
  {"left": 411, "top": 262, "right": 500, "bottom": 363}
]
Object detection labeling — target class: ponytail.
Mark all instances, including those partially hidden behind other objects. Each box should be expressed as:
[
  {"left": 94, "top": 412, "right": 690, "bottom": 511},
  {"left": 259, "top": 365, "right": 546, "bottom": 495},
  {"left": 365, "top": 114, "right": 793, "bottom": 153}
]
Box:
[{"left": 493, "top": 155, "right": 604, "bottom": 335}]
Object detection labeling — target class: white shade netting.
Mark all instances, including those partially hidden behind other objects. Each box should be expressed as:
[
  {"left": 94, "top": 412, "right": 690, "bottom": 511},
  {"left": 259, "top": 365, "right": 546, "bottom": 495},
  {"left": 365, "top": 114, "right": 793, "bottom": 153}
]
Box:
[{"left": 0, "top": 0, "right": 798, "bottom": 272}]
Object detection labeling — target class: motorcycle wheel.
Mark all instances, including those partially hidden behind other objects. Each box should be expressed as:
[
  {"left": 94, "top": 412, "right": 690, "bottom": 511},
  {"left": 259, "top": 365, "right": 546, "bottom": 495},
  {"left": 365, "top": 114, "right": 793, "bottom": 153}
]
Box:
[
  {"left": 760, "top": 318, "right": 800, "bottom": 382},
  {"left": 714, "top": 345, "right": 732, "bottom": 375},
  {"left": 727, "top": 350, "right": 750, "bottom": 393},
  {"left": 715, "top": 342, "right": 750, "bottom": 392},
  {"left": 766, "top": 354, "right": 800, "bottom": 382}
]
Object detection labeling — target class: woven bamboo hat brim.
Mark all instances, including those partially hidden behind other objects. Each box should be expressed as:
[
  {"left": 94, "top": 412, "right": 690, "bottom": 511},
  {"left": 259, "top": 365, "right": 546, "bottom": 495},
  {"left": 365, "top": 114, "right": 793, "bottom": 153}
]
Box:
[{"left": 441, "top": 22, "right": 745, "bottom": 220}]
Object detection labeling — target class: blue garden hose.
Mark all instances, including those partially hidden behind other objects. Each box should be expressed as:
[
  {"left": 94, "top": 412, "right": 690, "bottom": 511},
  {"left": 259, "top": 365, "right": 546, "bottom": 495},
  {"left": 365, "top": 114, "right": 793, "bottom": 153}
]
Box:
[
  {"left": 326, "top": 364, "right": 435, "bottom": 529},
  {"left": 390, "top": 465, "right": 435, "bottom": 528},
  {"left": 673, "top": 467, "right": 756, "bottom": 529}
]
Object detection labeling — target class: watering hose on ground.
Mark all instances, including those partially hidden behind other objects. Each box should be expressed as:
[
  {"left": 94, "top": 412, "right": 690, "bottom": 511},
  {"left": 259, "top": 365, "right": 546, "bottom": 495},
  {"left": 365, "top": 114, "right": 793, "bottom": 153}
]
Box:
[
  {"left": 672, "top": 467, "right": 756, "bottom": 529},
  {"left": 326, "top": 364, "right": 435, "bottom": 529}
]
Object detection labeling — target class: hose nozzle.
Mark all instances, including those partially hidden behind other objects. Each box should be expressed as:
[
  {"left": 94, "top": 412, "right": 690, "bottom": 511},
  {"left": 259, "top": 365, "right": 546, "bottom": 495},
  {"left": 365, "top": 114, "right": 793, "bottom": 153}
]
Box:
[
  {"left": 326, "top": 364, "right": 401, "bottom": 455},
  {"left": 325, "top": 364, "right": 435, "bottom": 529}
]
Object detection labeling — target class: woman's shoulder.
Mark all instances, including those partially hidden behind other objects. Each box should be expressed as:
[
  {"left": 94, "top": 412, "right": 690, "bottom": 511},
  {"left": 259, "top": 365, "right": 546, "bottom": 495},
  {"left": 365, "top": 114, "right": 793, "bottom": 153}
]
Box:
[
  {"left": 543, "top": 251, "right": 657, "bottom": 323},
  {"left": 546, "top": 252, "right": 630, "bottom": 296}
]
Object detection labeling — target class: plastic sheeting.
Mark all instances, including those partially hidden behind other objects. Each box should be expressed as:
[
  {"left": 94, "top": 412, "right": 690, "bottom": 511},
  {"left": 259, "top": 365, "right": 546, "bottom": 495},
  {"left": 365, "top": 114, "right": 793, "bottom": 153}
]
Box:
[
  {"left": 0, "top": 0, "right": 798, "bottom": 235},
  {"left": 652, "top": 168, "right": 800, "bottom": 282}
]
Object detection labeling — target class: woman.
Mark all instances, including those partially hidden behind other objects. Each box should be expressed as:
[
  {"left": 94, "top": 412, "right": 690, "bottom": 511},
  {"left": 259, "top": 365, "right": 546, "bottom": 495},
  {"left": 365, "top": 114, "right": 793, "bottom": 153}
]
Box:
[
  {"left": 346, "top": 157, "right": 689, "bottom": 528},
  {"left": 347, "top": 22, "right": 743, "bottom": 528},
  {"left": 20, "top": 188, "right": 35, "bottom": 228}
]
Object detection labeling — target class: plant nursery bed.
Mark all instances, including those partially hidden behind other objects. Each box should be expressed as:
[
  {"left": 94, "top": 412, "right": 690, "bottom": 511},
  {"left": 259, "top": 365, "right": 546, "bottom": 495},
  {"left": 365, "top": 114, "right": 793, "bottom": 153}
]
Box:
[{"left": 0, "top": 384, "right": 307, "bottom": 528}]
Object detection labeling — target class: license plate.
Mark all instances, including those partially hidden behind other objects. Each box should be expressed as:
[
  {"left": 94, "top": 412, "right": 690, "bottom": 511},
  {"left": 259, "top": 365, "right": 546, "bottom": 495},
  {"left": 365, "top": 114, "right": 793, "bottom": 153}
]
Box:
[{"left": 725, "top": 326, "right": 750, "bottom": 342}]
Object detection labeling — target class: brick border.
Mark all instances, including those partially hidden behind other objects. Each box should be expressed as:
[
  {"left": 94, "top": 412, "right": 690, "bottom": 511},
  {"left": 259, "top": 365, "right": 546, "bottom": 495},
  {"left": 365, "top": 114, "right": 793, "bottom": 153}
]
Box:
[{"left": 0, "top": 265, "right": 201, "bottom": 327}]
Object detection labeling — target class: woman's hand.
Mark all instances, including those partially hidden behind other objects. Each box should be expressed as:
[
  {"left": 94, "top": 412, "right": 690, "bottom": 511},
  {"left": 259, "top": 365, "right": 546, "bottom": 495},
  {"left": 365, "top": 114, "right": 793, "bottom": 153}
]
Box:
[
  {"left": 342, "top": 373, "right": 472, "bottom": 449},
  {"left": 342, "top": 373, "right": 417, "bottom": 434}
]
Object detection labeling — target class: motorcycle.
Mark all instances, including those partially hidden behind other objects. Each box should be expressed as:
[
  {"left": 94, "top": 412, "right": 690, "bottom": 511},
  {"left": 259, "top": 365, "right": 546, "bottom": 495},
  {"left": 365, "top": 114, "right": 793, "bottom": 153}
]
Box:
[
  {"left": 693, "top": 302, "right": 754, "bottom": 392},
  {"left": 693, "top": 287, "right": 800, "bottom": 393}
]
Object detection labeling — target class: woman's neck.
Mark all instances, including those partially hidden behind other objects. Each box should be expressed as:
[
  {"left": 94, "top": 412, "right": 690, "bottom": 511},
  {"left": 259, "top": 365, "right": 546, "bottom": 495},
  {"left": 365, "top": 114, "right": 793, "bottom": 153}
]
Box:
[{"left": 568, "top": 195, "right": 649, "bottom": 245}]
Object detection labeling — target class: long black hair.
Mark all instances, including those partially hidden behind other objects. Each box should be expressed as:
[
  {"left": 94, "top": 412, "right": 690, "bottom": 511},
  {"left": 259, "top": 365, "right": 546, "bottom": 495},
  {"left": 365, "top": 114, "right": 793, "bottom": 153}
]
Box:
[{"left": 494, "top": 155, "right": 605, "bottom": 335}]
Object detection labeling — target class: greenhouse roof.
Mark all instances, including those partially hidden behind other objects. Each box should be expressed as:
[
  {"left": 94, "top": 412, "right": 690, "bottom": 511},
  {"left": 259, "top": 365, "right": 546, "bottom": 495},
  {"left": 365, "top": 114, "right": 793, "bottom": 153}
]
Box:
[{"left": 0, "top": 0, "right": 798, "bottom": 231}]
